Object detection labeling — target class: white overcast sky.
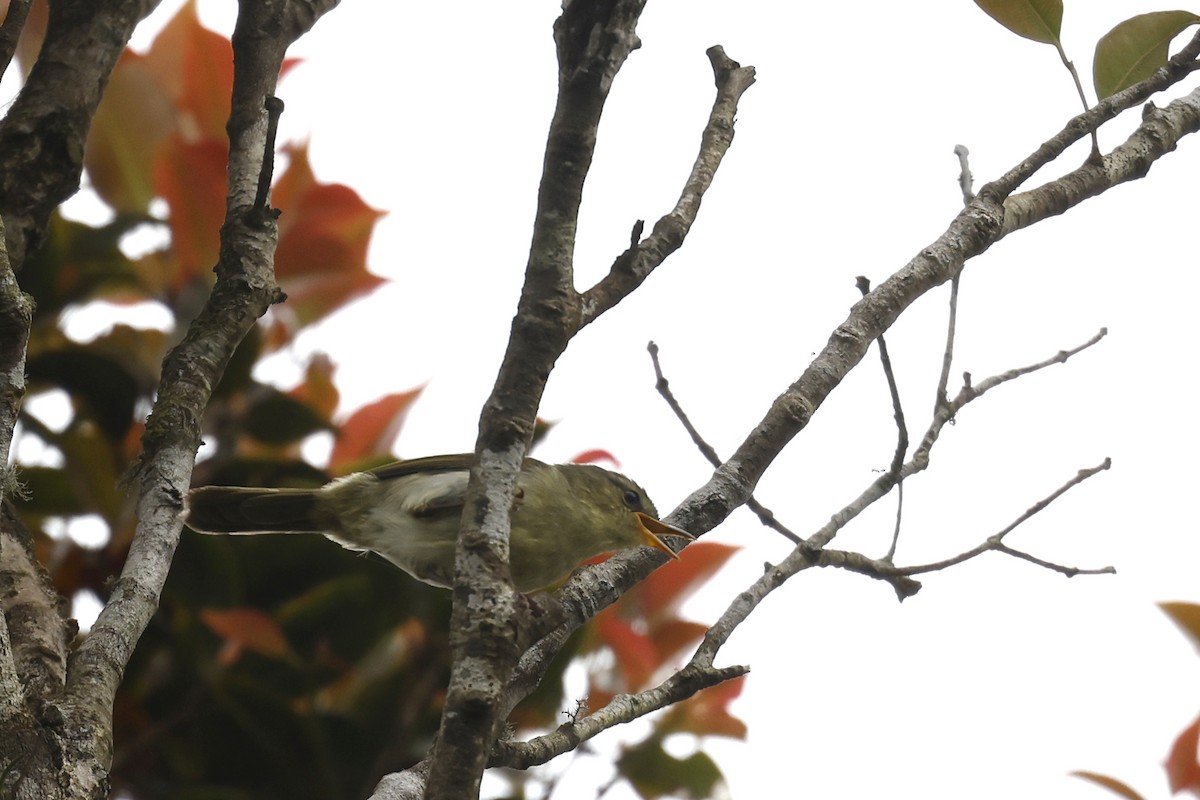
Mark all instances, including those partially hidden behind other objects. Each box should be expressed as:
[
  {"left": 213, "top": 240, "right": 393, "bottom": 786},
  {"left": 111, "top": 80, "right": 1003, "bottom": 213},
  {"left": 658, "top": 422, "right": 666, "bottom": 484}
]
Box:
[{"left": 104, "top": 1, "right": 1200, "bottom": 797}]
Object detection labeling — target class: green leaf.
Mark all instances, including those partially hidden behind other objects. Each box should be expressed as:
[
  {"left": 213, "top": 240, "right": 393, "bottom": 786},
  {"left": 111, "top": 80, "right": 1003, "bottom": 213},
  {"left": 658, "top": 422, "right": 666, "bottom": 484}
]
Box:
[
  {"left": 244, "top": 389, "right": 334, "bottom": 445},
  {"left": 618, "top": 738, "right": 725, "bottom": 799},
  {"left": 27, "top": 348, "right": 140, "bottom": 440},
  {"left": 1093, "top": 11, "right": 1200, "bottom": 99},
  {"left": 974, "top": 0, "right": 1062, "bottom": 45}
]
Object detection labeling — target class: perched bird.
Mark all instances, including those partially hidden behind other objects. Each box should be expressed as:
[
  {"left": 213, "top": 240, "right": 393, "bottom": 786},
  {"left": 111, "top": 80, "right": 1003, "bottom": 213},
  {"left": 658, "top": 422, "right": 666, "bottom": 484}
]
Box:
[{"left": 183, "top": 454, "right": 692, "bottom": 592}]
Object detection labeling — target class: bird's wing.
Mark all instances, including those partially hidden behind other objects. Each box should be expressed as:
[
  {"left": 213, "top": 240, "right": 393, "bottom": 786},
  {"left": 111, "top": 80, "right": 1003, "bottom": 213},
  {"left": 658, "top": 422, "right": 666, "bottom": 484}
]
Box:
[
  {"left": 371, "top": 454, "right": 475, "bottom": 481},
  {"left": 371, "top": 454, "right": 544, "bottom": 517}
]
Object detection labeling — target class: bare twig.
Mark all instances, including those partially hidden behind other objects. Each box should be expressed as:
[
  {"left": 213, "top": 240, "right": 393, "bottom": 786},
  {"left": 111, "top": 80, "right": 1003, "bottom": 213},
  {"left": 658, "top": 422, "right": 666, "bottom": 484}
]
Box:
[
  {"left": 647, "top": 341, "right": 800, "bottom": 544},
  {"left": 953, "top": 144, "right": 974, "bottom": 205},
  {"left": 1050, "top": 40, "right": 1101, "bottom": 159},
  {"left": 580, "top": 45, "right": 755, "bottom": 324},
  {"left": 856, "top": 276, "right": 907, "bottom": 561},
  {"left": 984, "top": 28, "right": 1200, "bottom": 201},
  {"left": 252, "top": 96, "right": 285, "bottom": 214},
  {"left": 898, "top": 459, "right": 1114, "bottom": 577},
  {"left": 933, "top": 273, "right": 960, "bottom": 410},
  {"left": 491, "top": 664, "right": 747, "bottom": 770}
]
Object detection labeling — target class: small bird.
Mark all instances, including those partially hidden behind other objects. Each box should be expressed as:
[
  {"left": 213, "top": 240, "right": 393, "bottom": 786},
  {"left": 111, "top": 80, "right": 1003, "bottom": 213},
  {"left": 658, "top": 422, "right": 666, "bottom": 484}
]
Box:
[{"left": 183, "top": 454, "right": 692, "bottom": 592}]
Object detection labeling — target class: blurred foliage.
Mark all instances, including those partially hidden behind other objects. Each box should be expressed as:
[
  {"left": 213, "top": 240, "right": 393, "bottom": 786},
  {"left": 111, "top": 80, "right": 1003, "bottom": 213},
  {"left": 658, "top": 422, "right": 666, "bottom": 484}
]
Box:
[{"left": 10, "top": 2, "right": 745, "bottom": 798}]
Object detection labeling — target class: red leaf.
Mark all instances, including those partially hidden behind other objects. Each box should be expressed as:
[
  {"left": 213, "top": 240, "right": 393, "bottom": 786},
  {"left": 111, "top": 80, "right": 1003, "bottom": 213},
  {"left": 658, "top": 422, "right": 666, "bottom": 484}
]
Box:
[
  {"left": 661, "top": 674, "right": 748, "bottom": 739},
  {"left": 86, "top": 51, "right": 177, "bottom": 213},
  {"left": 154, "top": 135, "right": 228, "bottom": 283},
  {"left": 1070, "top": 771, "right": 1147, "bottom": 800},
  {"left": 329, "top": 387, "right": 424, "bottom": 472},
  {"left": 199, "top": 607, "right": 292, "bottom": 666},
  {"left": 289, "top": 354, "right": 340, "bottom": 421},
  {"left": 143, "top": 0, "right": 233, "bottom": 141},
  {"left": 1167, "top": 714, "right": 1200, "bottom": 794},
  {"left": 272, "top": 143, "right": 387, "bottom": 327},
  {"left": 595, "top": 612, "right": 657, "bottom": 690},
  {"left": 637, "top": 542, "right": 739, "bottom": 623},
  {"left": 648, "top": 619, "right": 709, "bottom": 662},
  {"left": 571, "top": 449, "right": 620, "bottom": 467}
]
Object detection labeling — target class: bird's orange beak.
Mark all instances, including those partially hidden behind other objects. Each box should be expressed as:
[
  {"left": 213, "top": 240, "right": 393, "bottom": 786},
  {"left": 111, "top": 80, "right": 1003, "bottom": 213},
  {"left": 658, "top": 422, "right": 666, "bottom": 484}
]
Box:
[{"left": 635, "top": 512, "right": 694, "bottom": 560}]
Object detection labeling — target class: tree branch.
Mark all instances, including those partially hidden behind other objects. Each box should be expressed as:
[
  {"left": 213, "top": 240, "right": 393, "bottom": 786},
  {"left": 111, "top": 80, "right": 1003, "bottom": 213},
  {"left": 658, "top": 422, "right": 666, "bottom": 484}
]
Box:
[
  {"left": 0, "top": 0, "right": 31, "bottom": 82},
  {"left": 493, "top": 64, "right": 1197, "bottom": 750},
  {"left": 58, "top": 0, "right": 337, "bottom": 777},
  {"left": 491, "top": 664, "right": 748, "bottom": 770},
  {"left": 424, "top": 3, "right": 651, "bottom": 797},
  {"left": 648, "top": 340, "right": 800, "bottom": 544},
  {"left": 0, "top": 216, "right": 32, "bottom": 505},
  {"left": 897, "top": 459, "right": 1114, "bottom": 577},
  {"left": 982, "top": 29, "right": 1200, "bottom": 201},
  {"left": 581, "top": 46, "right": 755, "bottom": 324},
  {"left": 0, "top": 0, "right": 162, "bottom": 269}
]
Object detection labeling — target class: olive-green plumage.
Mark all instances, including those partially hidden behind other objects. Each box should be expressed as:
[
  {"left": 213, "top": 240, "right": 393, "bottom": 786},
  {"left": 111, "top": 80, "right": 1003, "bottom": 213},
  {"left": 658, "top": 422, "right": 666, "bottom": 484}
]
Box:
[{"left": 183, "top": 455, "right": 690, "bottom": 592}]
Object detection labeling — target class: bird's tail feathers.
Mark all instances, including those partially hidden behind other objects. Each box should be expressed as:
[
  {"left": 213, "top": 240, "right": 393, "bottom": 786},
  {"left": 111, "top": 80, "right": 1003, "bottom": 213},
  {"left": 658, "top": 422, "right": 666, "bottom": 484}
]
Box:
[{"left": 183, "top": 487, "right": 323, "bottom": 534}]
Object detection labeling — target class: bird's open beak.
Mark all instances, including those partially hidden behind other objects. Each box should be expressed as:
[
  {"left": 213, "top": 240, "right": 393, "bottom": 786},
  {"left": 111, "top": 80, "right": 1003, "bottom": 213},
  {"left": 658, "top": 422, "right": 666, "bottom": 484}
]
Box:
[{"left": 634, "top": 512, "right": 694, "bottom": 560}]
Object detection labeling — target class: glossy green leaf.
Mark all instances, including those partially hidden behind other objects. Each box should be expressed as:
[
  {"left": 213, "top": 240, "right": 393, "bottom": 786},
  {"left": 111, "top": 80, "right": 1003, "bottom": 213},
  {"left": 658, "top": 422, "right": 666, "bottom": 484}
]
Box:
[
  {"left": 1093, "top": 11, "right": 1200, "bottom": 99},
  {"left": 974, "top": 0, "right": 1062, "bottom": 44}
]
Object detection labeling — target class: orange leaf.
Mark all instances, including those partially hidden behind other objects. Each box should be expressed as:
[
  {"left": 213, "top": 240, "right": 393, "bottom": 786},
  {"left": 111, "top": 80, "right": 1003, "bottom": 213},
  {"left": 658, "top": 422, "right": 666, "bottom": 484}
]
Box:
[
  {"left": 199, "top": 607, "right": 292, "bottom": 665},
  {"left": 272, "top": 143, "right": 387, "bottom": 326},
  {"left": 1167, "top": 714, "right": 1200, "bottom": 795},
  {"left": 637, "top": 542, "right": 739, "bottom": 623},
  {"left": 572, "top": 449, "right": 619, "bottom": 467},
  {"left": 143, "top": 0, "right": 233, "bottom": 141},
  {"left": 289, "top": 354, "right": 340, "bottom": 421},
  {"left": 1070, "top": 771, "right": 1147, "bottom": 800},
  {"left": 1161, "top": 602, "right": 1200, "bottom": 652},
  {"left": 648, "top": 619, "right": 709, "bottom": 662},
  {"left": 661, "top": 674, "right": 747, "bottom": 739},
  {"left": 329, "top": 387, "right": 424, "bottom": 472},
  {"left": 86, "top": 51, "right": 177, "bottom": 213},
  {"left": 595, "top": 612, "right": 657, "bottom": 690},
  {"left": 154, "top": 135, "right": 228, "bottom": 283}
]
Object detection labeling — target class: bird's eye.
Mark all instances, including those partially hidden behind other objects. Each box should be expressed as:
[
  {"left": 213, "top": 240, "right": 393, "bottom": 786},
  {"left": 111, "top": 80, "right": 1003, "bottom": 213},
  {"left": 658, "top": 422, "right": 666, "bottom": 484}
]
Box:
[{"left": 622, "top": 489, "right": 640, "bottom": 509}]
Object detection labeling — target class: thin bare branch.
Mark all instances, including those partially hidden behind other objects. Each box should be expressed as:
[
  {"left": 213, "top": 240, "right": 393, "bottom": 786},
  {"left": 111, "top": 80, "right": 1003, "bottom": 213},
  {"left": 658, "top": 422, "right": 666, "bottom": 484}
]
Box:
[
  {"left": 954, "top": 144, "right": 974, "bottom": 205},
  {"left": 983, "top": 29, "right": 1200, "bottom": 201},
  {"left": 817, "top": 548, "right": 923, "bottom": 599},
  {"left": 856, "top": 276, "right": 908, "bottom": 561},
  {"left": 580, "top": 46, "right": 755, "bottom": 324},
  {"left": 491, "top": 664, "right": 747, "bottom": 770},
  {"left": 647, "top": 341, "right": 800, "bottom": 544},
  {"left": 898, "top": 459, "right": 1114, "bottom": 576}
]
